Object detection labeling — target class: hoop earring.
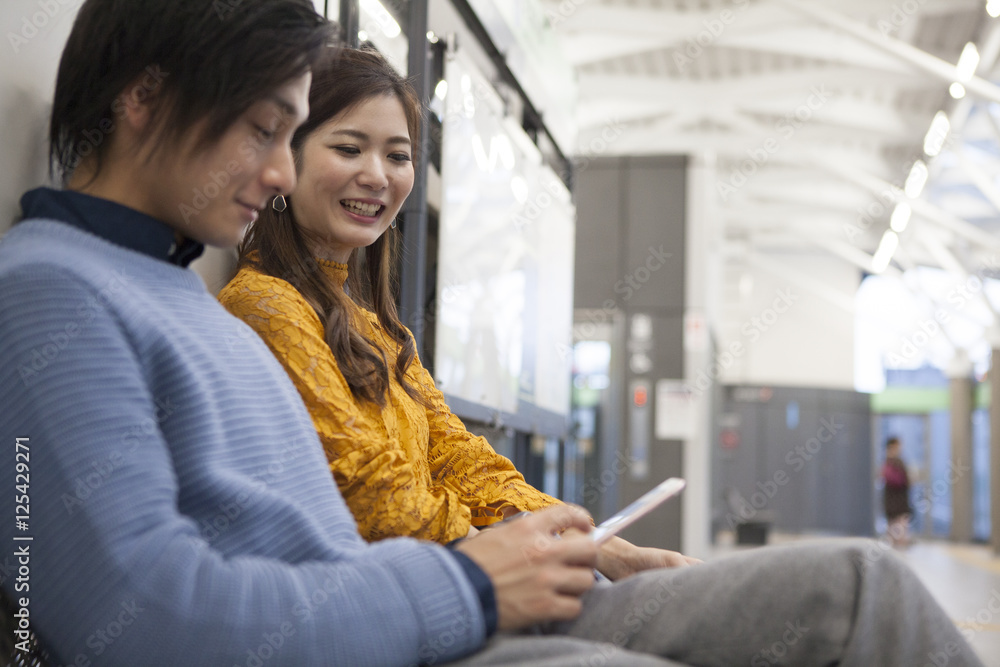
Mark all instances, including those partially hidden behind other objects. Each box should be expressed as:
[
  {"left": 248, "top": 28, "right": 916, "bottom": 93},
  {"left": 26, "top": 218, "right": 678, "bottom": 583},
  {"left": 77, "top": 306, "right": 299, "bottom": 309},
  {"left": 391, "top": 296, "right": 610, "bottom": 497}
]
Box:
[
  {"left": 272, "top": 195, "right": 287, "bottom": 212},
  {"left": 390, "top": 218, "right": 397, "bottom": 229}
]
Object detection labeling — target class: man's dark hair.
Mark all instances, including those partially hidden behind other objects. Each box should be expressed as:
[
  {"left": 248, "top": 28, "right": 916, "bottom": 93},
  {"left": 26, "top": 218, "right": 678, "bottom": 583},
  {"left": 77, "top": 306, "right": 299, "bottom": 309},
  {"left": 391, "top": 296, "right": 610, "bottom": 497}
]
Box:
[{"left": 49, "top": 0, "right": 336, "bottom": 184}]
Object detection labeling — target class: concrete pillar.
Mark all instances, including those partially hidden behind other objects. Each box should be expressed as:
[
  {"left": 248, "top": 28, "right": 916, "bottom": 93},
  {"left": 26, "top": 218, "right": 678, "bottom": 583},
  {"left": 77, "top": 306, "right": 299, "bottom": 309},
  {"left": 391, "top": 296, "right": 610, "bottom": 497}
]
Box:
[
  {"left": 682, "top": 151, "right": 718, "bottom": 560},
  {"left": 947, "top": 351, "right": 974, "bottom": 543},
  {"left": 990, "top": 342, "right": 1000, "bottom": 555}
]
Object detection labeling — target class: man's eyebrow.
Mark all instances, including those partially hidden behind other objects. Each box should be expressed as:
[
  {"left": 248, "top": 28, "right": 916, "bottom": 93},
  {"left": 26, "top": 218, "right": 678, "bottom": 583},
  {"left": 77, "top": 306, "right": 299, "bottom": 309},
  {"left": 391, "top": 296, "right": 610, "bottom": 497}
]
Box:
[{"left": 329, "top": 129, "right": 411, "bottom": 145}]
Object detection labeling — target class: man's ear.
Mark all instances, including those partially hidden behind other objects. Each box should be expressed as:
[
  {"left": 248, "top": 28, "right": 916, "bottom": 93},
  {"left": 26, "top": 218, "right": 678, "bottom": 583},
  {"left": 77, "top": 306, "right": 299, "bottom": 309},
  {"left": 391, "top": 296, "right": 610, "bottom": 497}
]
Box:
[{"left": 115, "top": 67, "right": 167, "bottom": 133}]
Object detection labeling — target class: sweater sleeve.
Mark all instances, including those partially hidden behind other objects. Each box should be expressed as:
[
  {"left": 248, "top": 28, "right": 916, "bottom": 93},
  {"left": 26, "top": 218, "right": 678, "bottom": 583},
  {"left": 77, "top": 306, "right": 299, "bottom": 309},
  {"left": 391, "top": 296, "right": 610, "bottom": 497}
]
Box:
[
  {"left": 220, "top": 272, "right": 474, "bottom": 543},
  {"left": 0, "top": 266, "right": 485, "bottom": 667},
  {"left": 408, "top": 342, "right": 562, "bottom": 526}
]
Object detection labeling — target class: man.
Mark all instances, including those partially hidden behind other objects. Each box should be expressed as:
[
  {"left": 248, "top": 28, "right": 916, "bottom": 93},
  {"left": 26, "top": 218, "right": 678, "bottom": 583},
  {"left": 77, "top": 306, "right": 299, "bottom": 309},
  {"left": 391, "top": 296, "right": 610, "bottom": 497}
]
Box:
[{"left": 0, "top": 1, "right": 984, "bottom": 666}]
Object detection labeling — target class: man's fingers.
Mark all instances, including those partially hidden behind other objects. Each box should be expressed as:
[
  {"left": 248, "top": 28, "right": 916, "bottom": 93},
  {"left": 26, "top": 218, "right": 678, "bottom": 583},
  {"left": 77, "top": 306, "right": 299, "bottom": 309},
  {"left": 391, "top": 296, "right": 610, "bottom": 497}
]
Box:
[
  {"left": 527, "top": 504, "right": 594, "bottom": 536},
  {"left": 543, "top": 595, "right": 585, "bottom": 622},
  {"left": 555, "top": 566, "right": 599, "bottom": 596},
  {"left": 552, "top": 532, "right": 600, "bottom": 568}
]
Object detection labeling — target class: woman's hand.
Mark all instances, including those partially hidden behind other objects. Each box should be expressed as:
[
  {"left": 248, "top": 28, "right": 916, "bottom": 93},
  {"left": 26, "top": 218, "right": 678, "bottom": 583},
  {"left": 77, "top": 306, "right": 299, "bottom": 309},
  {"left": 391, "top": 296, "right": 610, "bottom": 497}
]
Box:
[{"left": 596, "top": 535, "right": 701, "bottom": 581}]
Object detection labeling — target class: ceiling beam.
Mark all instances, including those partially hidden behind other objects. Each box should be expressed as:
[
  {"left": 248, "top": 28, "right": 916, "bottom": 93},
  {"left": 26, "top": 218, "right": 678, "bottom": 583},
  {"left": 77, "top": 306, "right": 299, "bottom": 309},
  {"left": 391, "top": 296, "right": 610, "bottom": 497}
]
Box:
[
  {"left": 747, "top": 250, "right": 858, "bottom": 314},
  {"left": 808, "top": 153, "right": 1000, "bottom": 251},
  {"left": 776, "top": 0, "right": 1000, "bottom": 105}
]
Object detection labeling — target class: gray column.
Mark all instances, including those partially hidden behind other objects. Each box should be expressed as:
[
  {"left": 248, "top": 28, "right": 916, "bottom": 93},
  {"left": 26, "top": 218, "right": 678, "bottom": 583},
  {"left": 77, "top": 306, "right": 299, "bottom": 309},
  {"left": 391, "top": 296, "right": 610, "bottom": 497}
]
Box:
[
  {"left": 399, "top": 0, "right": 431, "bottom": 357},
  {"left": 991, "top": 345, "right": 1000, "bottom": 555},
  {"left": 947, "top": 351, "right": 974, "bottom": 543}
]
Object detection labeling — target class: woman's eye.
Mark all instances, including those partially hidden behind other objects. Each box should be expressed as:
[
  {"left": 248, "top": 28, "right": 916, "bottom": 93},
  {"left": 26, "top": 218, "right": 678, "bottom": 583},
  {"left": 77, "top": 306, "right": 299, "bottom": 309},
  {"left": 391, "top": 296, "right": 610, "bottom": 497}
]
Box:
[
  {"left": 333, "top": 146, "right": 360, "bottom": 155},
  {"left": 390, "top": 153, "right": 412, "bottom": 163}
]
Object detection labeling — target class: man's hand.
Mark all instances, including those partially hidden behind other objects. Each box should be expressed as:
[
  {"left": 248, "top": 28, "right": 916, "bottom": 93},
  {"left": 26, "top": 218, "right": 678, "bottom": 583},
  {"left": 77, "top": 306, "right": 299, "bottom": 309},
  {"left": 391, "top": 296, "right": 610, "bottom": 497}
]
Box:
[
  {"left": 596, "top": 535, "right": 701, "bottom": 581},
  {"left": 455, "top": 505, "right": 599, "bottom": 630}
]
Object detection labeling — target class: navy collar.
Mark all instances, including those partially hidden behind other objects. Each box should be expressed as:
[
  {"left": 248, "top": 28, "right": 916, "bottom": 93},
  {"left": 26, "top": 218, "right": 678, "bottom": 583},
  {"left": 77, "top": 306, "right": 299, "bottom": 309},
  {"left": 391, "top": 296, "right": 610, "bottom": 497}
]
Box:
[{"left": 19, "top": 187, "right": 204, "bottom": 268}]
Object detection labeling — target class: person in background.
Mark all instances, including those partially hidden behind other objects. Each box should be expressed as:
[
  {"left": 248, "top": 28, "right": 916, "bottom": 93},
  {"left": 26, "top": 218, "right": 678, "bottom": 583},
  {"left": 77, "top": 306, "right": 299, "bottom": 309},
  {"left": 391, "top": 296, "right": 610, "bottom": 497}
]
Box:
[
  {"left": 218, "top": 47, "right": 694, "bottom": 580},
  {"left": 0, "top": 2, "right": 985, "bottom": 665},
  {"left": 882, "top": 436, "right": 912, "bottom": 547}
]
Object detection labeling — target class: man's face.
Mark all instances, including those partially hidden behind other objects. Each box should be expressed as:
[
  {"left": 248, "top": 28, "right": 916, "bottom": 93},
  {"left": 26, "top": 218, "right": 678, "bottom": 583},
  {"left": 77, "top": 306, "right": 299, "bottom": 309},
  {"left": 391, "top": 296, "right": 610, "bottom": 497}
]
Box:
[{"left": 147, "top": 72, "right": 312, "bottom": 247}]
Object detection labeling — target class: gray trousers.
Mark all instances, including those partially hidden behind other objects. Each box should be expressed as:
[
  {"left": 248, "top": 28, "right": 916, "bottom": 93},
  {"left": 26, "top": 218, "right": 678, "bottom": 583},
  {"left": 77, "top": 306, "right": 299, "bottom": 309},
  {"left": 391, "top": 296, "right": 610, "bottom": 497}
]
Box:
[{"left": 444, "top": 540, "right": 984, "bottom": 667}]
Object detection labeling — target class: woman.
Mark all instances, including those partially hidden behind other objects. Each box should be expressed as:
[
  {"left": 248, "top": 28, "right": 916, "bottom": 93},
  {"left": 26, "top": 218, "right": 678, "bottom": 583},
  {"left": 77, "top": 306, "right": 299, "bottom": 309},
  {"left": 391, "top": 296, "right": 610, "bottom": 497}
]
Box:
[
  {"left": 881, "top": 436, "right": 911, "bottom": 547},
  {"left": 220, "top": 47, "right": 692, "bottom": 578}
]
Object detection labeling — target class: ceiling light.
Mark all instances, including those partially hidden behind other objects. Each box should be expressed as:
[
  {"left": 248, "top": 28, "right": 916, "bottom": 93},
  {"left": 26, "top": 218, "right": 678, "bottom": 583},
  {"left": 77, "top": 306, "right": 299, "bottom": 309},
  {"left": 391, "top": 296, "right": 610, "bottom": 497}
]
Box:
[
  {"left": 434, "top": 79, "right": 448, "bottom": 100},
  {"left": 956, "top": 42, "right": 980, "bottom": 82},
  {"left": 905, "top": 161, "right": 929, "bottom": 198},
  {"left": 988, "top": 0, "right": 1000, "bottom": 19},
  {"left": 872, "top": 231, "right": 899, "bottom": 274},
  {"left": 924, "top": 111, "right": 950, "bottom": 157},
  {"left": 950, "top": 82, "right": 967, "bottom": 99},
  {"left": 890, "top": 203, "right": 911, "bottom": 233}
]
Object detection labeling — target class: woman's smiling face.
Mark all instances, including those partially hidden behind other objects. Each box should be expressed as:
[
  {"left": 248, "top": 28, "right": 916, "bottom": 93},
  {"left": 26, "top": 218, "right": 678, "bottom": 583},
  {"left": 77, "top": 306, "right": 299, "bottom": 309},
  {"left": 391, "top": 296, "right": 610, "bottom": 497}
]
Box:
[{"left": 292, "top": 94, "right": 415, "bottom": 263}]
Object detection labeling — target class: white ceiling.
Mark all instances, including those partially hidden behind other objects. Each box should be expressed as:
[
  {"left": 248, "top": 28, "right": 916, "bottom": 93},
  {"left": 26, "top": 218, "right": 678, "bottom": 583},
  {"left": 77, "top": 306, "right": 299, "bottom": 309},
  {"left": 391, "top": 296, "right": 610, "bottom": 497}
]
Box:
[{"left": 543, "top": 0, "right": 1000, "bottom": 319}]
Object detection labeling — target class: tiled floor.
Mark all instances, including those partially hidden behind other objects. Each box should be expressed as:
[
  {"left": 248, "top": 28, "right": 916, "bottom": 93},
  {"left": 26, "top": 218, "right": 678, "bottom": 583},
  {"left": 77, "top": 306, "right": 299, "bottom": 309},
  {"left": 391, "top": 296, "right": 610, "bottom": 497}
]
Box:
[
  {"left": 712, "top": 532, "right": 999, "bottom": 665},
  {"left": 898, "top": 541, "right": 1000, "bottom": 667}
]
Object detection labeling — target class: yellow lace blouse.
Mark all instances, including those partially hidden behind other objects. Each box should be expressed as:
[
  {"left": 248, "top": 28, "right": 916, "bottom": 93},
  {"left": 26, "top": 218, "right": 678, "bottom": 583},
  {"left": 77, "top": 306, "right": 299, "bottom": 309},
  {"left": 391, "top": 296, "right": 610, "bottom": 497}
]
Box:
[{"left": 218, "top": 259, "right": 559, "bottom": 543}]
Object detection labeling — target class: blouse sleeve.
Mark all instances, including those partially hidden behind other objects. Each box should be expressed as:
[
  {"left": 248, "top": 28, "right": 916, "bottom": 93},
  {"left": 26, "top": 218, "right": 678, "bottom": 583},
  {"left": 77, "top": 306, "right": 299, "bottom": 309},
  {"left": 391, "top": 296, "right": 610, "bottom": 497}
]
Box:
[
  {"left": 219, "top": 272, "right": 472, "bottom": 543},
  {"left": 406, "top": 344, "right": 562, "bottom": 527}
]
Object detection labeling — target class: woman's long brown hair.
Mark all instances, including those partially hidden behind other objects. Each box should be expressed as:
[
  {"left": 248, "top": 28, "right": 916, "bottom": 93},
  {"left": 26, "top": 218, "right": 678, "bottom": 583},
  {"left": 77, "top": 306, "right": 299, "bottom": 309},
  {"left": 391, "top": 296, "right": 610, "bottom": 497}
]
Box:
[{"left": 238, "top": 47, "right": 426, "bottom": 408}]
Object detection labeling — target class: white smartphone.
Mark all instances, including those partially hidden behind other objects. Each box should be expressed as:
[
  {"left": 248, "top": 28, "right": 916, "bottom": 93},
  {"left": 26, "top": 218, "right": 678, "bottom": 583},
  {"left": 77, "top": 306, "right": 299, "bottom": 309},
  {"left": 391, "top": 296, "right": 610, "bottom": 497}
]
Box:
[{"left": 590, "top": 477, "right": 686, "bottom": 544}]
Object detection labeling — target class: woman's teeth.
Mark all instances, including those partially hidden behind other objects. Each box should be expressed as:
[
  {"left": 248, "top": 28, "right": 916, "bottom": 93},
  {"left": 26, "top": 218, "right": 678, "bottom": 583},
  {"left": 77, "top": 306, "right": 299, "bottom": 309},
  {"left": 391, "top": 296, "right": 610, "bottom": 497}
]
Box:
[{"left": 343, "top": 200, "right": 381, "bottom": 217}]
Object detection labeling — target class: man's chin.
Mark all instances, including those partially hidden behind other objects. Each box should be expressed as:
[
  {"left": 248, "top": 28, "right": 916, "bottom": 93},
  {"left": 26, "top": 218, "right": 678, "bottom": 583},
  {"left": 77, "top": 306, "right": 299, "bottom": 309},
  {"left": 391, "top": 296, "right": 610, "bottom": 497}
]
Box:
[{"left": 193, "top": 224, "right": 249, "bottom": 250}]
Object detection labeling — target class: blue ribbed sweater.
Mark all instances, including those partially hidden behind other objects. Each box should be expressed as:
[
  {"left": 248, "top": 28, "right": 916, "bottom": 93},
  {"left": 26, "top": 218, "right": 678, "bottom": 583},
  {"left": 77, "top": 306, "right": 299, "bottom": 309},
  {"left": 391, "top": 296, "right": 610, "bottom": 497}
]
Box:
[{"left": 0, "top": 219, "right": 485, "bottom": 666}]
